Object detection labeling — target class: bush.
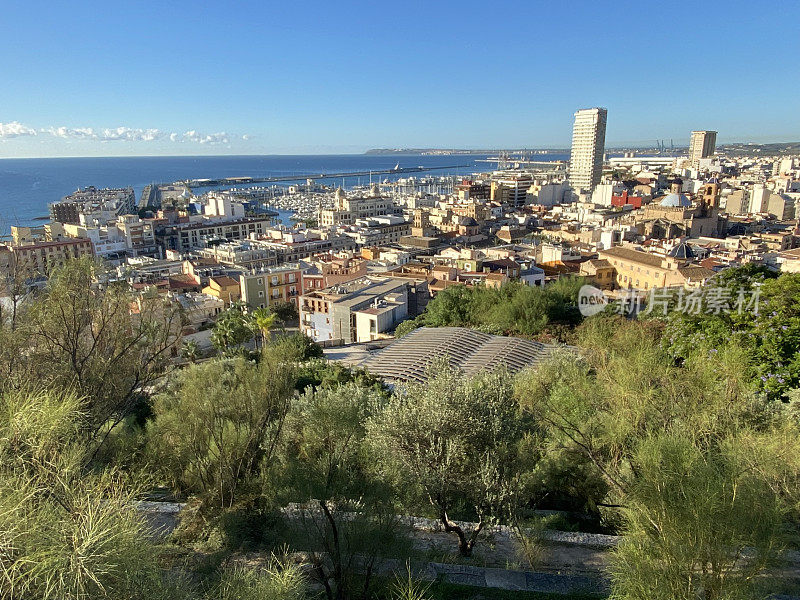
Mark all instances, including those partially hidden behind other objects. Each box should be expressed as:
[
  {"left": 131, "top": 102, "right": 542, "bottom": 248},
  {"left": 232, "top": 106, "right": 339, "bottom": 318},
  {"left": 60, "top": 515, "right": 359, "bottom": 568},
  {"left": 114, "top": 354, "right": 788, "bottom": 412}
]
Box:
[
  {"left": 217, "top": 505, "right": 285, "bottom": 551},
  {"left": 295, "top": 359, "right": 388, "bottom": 394},
  {"left": 207, "top": 558, "right": 306, "bottom": 600},
  {"left": 147, "top": 352, "right": 295, "bottom": 509},
  {"left": 271, "top": 332, "right": 324, "bottom": 361},
  {"left": 0, "top": 388, "right": 187, "bottom": 600},
  {"left": 419, "top": 278, "right": 585, "bottom": 337},
  {"left": 393, "top": 318, "right": 420, "bottom": 338}
]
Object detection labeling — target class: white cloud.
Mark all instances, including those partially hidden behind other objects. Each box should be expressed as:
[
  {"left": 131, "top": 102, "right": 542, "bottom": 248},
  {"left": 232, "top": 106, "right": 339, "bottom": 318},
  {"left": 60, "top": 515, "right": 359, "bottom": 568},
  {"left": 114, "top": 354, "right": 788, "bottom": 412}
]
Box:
[
  {"left": 42, "top": 126, "right": 97, "bottom": 139},
  {"left": 2, "top": 121, "right": 246, "bottom": 144},
  {"left": 0, "top": 121, "right": 38, "bottom": 138},
  {"left": 179, "top": 130, "right": 230, "bottom": 145},
  {"left": 100, "top": 127, "right": 163, "bottom": 142}
]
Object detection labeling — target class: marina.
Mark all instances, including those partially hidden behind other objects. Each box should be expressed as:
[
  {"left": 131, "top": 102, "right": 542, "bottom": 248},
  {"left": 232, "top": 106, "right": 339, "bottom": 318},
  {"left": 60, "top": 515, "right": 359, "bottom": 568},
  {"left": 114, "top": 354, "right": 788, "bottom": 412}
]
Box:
[{"left": 182, "top": 164, "right": 469, "bottom": 188}]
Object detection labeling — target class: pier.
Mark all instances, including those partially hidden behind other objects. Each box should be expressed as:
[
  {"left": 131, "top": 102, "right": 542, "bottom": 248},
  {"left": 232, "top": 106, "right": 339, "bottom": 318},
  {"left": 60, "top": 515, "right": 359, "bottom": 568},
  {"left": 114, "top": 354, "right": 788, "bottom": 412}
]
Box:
[{"left": 184, "top": 164, "right": 470, "bottom": 188}]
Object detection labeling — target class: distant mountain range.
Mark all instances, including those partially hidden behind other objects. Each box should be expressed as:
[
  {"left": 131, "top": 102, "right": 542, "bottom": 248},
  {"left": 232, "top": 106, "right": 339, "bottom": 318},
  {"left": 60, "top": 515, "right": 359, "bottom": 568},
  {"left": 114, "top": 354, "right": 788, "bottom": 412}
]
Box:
[
  {"left": 366, "top": 142, "right": 800, "bottom": 157},
  {"left": 364, "top": 148, "right": 569, "bottom": 155},
  {"left": 717, "top": 142, "right": 800, "bottom": 156}
]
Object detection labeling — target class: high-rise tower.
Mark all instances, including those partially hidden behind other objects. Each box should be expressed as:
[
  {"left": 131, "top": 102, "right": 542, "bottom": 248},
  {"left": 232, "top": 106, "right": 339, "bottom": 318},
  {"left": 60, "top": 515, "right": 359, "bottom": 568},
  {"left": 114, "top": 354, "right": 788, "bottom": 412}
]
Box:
[
  {"left": 689, "top": 130, "right": 717, "bottom": 168},
  {"left": 569, "top": 107, "right": 607, "bottom": 193}
]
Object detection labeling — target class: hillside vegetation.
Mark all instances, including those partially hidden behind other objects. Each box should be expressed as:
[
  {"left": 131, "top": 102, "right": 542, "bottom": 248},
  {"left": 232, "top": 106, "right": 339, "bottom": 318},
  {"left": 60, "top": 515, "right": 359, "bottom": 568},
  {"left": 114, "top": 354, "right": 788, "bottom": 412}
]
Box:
[{"left": 1, "top": 260, "right": 800, "bottom": 599}]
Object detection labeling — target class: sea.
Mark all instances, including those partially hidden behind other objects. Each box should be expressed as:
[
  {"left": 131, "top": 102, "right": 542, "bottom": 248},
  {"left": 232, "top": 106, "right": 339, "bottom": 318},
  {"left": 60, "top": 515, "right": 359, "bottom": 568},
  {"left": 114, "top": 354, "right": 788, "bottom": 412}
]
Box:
[{"left": 0, "top": 153, "right": 570, "bottom": 237}]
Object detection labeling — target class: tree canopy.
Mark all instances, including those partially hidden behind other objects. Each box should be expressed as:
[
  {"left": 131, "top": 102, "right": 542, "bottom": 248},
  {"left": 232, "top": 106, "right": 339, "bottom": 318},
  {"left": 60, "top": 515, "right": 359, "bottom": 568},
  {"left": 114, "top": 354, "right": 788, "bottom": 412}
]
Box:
[
  {"left": 654, "top": 266, "right": 800, "bottom": 400},
  {"left": 0, "top": 257, "right": 181, "bottom": 450},
  {"left": 368, "top": 361, "right": 524, "bottom": 556},
  {"left": 406, "top": 277, "right": 584, "bottom": 340}
]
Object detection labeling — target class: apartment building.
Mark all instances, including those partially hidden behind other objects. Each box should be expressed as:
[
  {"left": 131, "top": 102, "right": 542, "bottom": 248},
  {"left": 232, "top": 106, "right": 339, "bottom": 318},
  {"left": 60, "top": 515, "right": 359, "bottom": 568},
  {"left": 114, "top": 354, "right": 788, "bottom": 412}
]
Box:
[
  {"left": 58, "top": 214, "right": 157, "bottom": 259},
  {"left": 569, "top": 108, "right": 607, "bottom": 192},
  {"left": 689, "top": 131, "right": 717, "bottom": 168},
  {"left": 3, "top": 238, "right": 94, "bottom": 275},
  {"left": 49, "top": 201, "right": 82, "bottom": 225},
  {"left": 201, "top": 275, "right": 241, "bottom": 307},
  {"left": 239, "top": 263, "right": 305, "bottom": 310},
  {"left": 115, "top": 215, "right": 157, "bottom": 255},
  {"left": 314, "top": 254, "right": 368, "bottom": 286},
  {"left": 455, "top": 180, "right": 491, "bottom": 202},
  {"left": 343, "top": 216, "right": 411, "bottom": 246},
  {"left": 162, "top": 217, "right": 272, "bottom": 252},
  {"left": 49, "top": 186, "right": 136, "bottom": 225},
  {"left": 490, "top": 172, "right": 534, "bottom": 206},
  {"left": 446, "top": 201, "right": 491, "bottom": 223},
  {"left": 195, "top": 241, "right": 278, "bottom": 269},
  {"left": 300, "top": 277, "right": 410, "bottom": 344},
  {"left": 252, "top": 232, "right": 359, "bottom": 263}
]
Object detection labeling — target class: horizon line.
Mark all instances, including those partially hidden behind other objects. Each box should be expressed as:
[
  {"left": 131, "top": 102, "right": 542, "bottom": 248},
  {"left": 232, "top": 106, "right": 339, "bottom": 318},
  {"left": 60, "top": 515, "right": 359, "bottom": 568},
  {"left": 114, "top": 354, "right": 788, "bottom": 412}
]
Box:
[{"left": 1, "top": 140, "right": 798, "bottom": 161}]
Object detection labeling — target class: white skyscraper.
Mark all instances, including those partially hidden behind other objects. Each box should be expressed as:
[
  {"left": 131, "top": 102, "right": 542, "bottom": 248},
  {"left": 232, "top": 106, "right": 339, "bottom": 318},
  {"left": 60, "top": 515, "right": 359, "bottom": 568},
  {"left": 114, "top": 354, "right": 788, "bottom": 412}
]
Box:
[
  {"left": 569, "top": 107, "right": 607, "bottom": 193},
  {"left": 689, "top": 130, "right": 717, "bottom": 167}
]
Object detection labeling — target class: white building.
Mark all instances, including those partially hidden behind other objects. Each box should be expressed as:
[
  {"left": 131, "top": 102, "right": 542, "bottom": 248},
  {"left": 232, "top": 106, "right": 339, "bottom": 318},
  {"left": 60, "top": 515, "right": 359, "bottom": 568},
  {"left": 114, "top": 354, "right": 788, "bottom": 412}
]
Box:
[
  {"left": 62, "top": 214, "right": 156, "bottom": 259},
  {"left": 519, "top": 265, "right": 545, "bottom": 286},
  {"left": 775, "top": 157, "right": 796, "bottom": 176},
  {"left": 204, "top": 193, "right": 246, "bottom": 219},
  {"left": 172, "top": 292, "right": 225, "bottom": 327},
  {"left": 344, "top": 215, "right": 411, "bottom": 246},
  {"left": 319, "top": 186, "right": 398, "bottom": 226},
  {"left": 300, "top": 277, "right": 410, "bottom": 344},
  {"left": 527, "top": 181, "right": 571, "bottom": 207},
  {"left": 591, "top": 182, "right": 625, "bottom": 207},
  {"left": 569, "top": 107, "right": 607, "bottom": 193}
]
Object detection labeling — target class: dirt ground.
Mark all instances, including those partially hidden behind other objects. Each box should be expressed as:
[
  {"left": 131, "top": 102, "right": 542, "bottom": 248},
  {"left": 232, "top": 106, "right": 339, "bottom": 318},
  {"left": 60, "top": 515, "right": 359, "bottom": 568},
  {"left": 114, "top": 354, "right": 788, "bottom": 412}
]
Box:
[{"left": 411, "top": 528, "right": 610, "bottom": 576}]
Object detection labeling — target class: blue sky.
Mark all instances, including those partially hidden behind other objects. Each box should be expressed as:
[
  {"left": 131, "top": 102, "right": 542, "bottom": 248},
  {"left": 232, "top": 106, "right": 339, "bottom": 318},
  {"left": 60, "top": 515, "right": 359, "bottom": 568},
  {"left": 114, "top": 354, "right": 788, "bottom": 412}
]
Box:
[{"left": 1, "top": 0, "right": 798, "bottom": 157}]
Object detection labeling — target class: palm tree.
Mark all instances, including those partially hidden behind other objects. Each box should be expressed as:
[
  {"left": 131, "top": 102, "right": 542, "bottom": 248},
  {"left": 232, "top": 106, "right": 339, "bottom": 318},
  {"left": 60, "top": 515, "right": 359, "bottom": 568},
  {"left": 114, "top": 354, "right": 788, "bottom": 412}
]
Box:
[
  {"left": 249, "top": 307, "right": 276, "bottom": 348},
  {"left": 211, "top": 306, "right": 255, "bottom": 355}
]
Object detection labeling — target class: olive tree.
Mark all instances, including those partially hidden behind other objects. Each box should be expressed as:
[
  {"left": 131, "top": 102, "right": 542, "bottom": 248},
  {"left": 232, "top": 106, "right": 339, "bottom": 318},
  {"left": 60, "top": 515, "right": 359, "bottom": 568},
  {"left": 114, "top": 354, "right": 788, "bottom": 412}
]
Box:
[{"left": 367, "top": 361, "right": 523, "bottom": 557}]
